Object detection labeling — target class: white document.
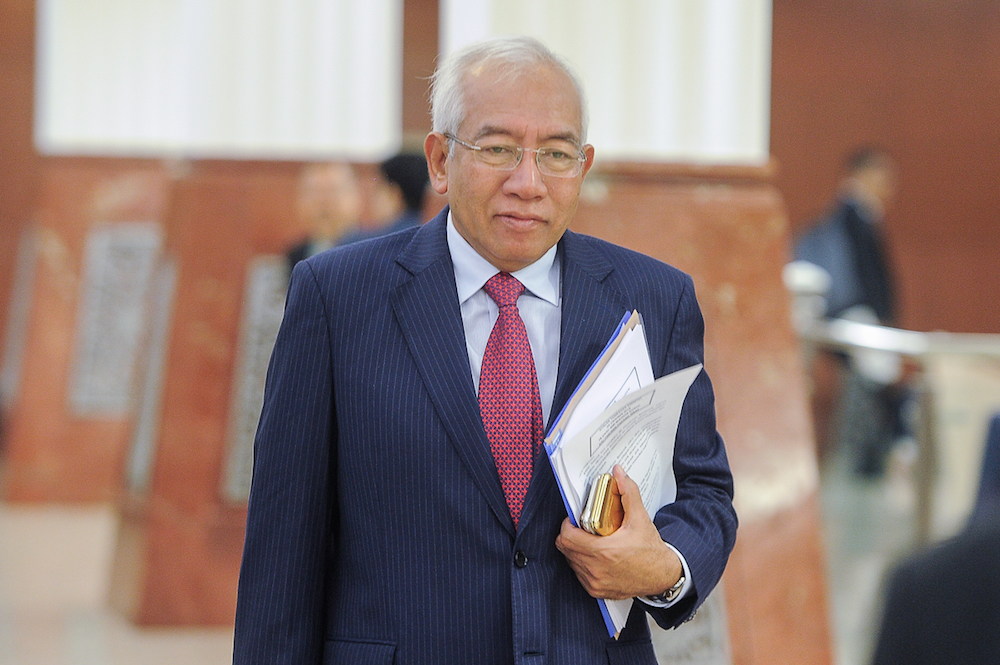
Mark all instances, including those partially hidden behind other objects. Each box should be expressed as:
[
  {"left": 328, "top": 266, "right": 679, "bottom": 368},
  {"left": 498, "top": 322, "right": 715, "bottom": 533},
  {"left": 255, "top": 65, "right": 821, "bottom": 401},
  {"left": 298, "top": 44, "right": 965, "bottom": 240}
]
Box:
[
  {"left": 561, "top": 324, "right": 655, "bottom": 444},
  {"left": 544, "top": 310, "right": 703, "bottom": 638},
  {"left": 554, "top": 364, "right": 703, "bottom": 524},
  {"left": 550, "top": 323, "right": 655, "bottom": 519}
]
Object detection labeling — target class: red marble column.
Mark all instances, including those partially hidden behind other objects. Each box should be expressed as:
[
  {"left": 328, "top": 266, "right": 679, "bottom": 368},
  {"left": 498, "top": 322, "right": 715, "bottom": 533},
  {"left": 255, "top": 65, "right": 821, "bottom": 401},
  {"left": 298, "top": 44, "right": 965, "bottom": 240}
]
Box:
[
  {"left": 110, "top": 160, "right": 303, "bottom": 625},
  {"left": 573, "top": 162, "right": 833, "bottom": 665},
  {"left": 0, "top": 0, "right": 42, "bottom": 371},
  {"left": 1, "top": 158, "right": 169, "bottom": 502}
]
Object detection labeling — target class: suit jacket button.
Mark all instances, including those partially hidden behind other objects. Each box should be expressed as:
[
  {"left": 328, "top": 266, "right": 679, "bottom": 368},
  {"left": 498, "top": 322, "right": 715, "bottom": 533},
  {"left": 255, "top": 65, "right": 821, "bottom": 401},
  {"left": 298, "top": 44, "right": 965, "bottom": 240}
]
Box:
[{"left": 514, "top": 550, "right": 528, "bottom": 568}]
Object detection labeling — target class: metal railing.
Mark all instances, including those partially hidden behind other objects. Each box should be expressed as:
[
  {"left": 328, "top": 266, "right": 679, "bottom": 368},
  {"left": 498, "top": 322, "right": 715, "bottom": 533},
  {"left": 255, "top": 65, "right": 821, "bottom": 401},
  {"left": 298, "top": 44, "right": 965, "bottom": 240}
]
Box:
[{"left": 795, "top": 316, "right": 1000, "bottom": 543}]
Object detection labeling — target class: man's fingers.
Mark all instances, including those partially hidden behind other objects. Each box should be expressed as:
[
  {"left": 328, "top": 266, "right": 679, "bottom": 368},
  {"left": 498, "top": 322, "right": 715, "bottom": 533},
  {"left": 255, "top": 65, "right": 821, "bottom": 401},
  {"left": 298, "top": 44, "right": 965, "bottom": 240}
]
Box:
[
  {"left": 555, "top": 517, "right": 574, "bottom": 552},
  {"left": 557, "top": 517, "right": 595, "bottom": 554},
  {"left": 611, "top": 464, "right": 643, "bottom": 526}
]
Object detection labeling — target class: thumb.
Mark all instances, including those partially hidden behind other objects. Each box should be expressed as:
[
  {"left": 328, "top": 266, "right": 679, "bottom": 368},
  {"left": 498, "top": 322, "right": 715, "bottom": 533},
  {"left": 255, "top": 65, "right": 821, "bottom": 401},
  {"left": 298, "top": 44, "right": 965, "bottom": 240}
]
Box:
[{"left": 611, "top": 464, "right": 643, "bottom": 526}]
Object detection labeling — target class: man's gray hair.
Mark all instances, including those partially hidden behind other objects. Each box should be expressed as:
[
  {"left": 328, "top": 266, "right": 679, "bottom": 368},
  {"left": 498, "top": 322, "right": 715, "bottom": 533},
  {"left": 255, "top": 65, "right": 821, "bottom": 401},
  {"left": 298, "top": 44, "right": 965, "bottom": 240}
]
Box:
[{"left": 429, "top": 36, "right": 589, "bottom": 145}]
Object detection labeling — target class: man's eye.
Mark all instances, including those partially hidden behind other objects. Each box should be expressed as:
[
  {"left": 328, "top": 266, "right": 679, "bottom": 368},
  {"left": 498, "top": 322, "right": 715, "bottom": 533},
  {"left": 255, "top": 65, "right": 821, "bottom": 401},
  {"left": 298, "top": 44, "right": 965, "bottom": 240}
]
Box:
[
  {"left": 485, "top": 145, "right": 514, "bottom": 156},
  {"left": 546, "top": 150, "right": 570, "bottom": 161}
]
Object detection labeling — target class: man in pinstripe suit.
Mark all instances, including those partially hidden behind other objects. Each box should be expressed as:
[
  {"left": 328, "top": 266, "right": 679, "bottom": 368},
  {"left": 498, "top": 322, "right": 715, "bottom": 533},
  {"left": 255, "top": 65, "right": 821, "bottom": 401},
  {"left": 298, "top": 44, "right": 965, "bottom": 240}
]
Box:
[{"left": 234, "top": 36, "right": 736, "bottom": 664}]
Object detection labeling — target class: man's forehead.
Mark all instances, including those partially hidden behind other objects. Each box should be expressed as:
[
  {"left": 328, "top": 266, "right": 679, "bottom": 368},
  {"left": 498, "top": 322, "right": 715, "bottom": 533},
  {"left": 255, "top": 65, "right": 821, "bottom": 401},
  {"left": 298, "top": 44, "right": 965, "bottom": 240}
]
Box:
[
  {"left": 463, "top": 61, "right": 576, "bottom": 99},
  {"left": 460, "top": 65, "right": 583, "bottom": 140}
]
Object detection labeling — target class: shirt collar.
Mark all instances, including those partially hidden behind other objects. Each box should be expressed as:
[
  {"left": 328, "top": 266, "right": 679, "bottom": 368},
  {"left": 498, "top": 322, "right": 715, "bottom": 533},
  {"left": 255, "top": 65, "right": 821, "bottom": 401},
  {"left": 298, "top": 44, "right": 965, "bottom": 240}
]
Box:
[{"left": 447, "top": 210, "right": 560, "bottom": 306}]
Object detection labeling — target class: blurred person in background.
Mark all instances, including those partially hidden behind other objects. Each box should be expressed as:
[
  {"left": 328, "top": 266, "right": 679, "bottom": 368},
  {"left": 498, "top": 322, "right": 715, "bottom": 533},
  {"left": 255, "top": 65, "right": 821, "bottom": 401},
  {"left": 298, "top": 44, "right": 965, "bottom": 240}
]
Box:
[
  {"left": 285, "top": 161, "right": 362, "bottom": 274},
  {"left": 795, "top": 147, "right": 909, "bottom": 477},
  {"left": 797, "top": 147, "right": 898, "bottom": 325},
  {"left": 871, "top": 429, "right": 1000, "bottom": 665},
  {"left": 337, "top": 153, "right": 430, "bottom": 246},
  {"left": 871, "top": 520, "right": 1000, "bottom": 664}
]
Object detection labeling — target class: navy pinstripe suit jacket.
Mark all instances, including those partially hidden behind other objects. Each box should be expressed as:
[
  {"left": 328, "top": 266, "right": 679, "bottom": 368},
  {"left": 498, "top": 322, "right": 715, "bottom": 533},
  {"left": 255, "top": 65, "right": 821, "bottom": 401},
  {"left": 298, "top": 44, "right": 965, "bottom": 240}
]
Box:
[{"left": 233, "top": 208, "right": 737, "bottom": 665}]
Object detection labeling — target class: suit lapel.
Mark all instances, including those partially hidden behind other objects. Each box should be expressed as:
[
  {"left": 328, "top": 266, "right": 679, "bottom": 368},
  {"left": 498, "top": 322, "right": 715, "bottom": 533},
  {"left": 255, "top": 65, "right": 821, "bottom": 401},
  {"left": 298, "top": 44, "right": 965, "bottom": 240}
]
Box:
[
  {"left": 390, "top": 209, "right": 515, "bottom": 534},
  {"left": 518, "top": 230, "right": 630, "bottom": 531},
  {"left": 550, "top": 232, "right": 631, "bottom": 422}
]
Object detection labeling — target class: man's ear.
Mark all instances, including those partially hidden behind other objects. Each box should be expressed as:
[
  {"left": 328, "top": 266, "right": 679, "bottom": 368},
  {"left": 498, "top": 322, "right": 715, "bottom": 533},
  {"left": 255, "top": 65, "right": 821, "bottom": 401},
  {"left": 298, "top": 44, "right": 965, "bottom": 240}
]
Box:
[
  {"left": 424, "top": 132, "right": 450, "bottom": 195},
  {"left": 581, "top": 144, "right": 596, "bottom": 180}
]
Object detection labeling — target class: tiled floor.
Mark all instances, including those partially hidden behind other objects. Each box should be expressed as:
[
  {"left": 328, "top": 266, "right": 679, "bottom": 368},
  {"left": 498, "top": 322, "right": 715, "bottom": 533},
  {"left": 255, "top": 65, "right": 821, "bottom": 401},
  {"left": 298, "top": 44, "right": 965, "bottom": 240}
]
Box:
[
  {"left": 818, "top": 440, "right": 919, "bottom": 665},
  {"left": 0, "top": 505, "right": 233, "bottom": 665}
]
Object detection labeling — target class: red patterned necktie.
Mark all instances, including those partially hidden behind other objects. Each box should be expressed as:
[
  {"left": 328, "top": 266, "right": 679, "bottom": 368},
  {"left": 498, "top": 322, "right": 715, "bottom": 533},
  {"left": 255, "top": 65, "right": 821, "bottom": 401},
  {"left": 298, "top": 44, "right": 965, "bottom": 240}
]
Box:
[{"left": 479, "top": 272, "right": 543, "bottom": 527}]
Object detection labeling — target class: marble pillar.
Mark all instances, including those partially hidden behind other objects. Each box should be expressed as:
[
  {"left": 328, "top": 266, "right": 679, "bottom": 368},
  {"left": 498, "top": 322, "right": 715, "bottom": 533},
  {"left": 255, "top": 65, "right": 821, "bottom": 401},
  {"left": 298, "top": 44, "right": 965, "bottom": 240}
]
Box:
[
  {"left": 0, "top": 159, "right": 169, "bottom": 502},
  {"left": 573, "top": 163, "right": 833, "bottom": 665},
  {"left": 110, "top": 161, "right": 301, "bottom": 625}
]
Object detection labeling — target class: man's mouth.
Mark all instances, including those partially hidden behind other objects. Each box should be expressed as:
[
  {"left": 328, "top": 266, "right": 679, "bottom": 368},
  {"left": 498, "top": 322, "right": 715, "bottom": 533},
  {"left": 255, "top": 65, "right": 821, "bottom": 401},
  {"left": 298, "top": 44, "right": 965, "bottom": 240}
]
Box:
[{"left": 496, "top": 213, "right": 545, "bottom": 228}]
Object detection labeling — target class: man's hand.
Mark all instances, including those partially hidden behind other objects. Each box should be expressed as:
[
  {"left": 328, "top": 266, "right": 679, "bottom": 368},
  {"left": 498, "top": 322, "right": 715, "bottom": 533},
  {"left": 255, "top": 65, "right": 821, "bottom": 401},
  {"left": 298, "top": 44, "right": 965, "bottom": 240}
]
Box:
[{"left": 555, "top": 465, "right": 682, "bottom": 600}]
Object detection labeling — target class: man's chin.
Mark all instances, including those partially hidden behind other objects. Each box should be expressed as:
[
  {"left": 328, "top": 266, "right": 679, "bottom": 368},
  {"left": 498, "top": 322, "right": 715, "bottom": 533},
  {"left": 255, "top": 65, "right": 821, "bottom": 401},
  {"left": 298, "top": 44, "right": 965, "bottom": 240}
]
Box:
[{"left": 491, "top": 244, "right": 557, "bottom": 273}]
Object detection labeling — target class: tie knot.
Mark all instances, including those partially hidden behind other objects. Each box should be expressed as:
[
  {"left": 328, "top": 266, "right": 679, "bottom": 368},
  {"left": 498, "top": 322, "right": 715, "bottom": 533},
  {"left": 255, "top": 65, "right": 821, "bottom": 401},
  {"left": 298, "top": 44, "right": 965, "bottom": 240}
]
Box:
[{"left": 483, "top": 272, "right": 524, "bottom": 308}]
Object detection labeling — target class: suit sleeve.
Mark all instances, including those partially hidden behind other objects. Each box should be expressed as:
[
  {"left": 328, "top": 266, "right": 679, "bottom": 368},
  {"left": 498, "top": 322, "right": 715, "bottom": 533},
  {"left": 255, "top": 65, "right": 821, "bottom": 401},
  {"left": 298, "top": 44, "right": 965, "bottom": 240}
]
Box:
[
  {"left": 647, "top": 274, "right": 738, "bottom": 629},
  {"left": 233, "top": 260, "right": 337, "bottom": 664}
]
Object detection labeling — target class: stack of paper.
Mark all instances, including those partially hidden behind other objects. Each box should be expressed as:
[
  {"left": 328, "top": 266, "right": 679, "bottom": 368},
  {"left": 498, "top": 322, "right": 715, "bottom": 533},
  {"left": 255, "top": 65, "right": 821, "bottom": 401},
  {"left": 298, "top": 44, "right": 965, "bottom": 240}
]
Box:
[{"left": 545, "top": 310, "right": 702, "bottom": 638}]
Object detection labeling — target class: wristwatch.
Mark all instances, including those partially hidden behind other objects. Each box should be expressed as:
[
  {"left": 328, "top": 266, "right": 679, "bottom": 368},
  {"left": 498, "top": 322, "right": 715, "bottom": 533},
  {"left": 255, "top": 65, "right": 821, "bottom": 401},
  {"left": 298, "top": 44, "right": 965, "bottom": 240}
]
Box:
[{"left": 649, "top": 574, "right": 686, "bottom": 604}]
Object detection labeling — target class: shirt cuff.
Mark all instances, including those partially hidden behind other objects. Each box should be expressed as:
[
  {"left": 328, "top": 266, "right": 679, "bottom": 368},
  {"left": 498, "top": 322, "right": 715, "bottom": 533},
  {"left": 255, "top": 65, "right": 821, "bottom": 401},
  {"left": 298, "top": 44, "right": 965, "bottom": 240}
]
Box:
[{"left": 639, "top": 541, "right": 692, "bottom": 608}]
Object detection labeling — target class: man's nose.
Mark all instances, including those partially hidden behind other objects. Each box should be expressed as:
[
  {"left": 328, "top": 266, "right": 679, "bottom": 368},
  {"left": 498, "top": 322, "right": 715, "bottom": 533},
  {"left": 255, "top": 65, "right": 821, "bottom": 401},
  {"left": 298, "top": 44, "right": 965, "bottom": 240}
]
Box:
[{"left": 503, "top": 151, "right": 547, "bottom": 198}]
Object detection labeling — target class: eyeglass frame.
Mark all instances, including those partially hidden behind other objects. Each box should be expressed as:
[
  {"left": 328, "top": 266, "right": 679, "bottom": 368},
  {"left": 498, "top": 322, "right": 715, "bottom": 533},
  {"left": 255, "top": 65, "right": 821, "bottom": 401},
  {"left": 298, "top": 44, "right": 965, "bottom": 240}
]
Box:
[{"left": 443, "top": 133, "right": 589, "bottom": 178}]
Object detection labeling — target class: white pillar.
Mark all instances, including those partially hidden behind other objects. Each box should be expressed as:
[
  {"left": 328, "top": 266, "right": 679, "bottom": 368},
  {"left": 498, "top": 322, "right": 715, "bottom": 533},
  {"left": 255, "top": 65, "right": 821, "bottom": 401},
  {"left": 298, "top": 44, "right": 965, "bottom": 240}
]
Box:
[
  {"left": 439, "top": 0, "right": 772, "bottom": 165},
  {"left": 36, "top": 0, "right": 403, "bottom": 160}
]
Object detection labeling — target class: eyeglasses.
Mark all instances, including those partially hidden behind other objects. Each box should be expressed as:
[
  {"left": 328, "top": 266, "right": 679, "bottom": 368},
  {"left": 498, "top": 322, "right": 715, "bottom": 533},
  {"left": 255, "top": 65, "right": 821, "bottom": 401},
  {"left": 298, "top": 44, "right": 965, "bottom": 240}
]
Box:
[{"left": 444, "top": 133, "right": 587, "bottom": 178}]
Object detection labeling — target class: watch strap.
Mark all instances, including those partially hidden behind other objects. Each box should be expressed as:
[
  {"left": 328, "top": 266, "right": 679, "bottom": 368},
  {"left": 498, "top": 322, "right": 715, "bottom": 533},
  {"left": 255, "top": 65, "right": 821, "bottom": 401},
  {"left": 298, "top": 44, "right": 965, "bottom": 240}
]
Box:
[{"left": 649, "top": 573, "right": 686, "bottom": 604}]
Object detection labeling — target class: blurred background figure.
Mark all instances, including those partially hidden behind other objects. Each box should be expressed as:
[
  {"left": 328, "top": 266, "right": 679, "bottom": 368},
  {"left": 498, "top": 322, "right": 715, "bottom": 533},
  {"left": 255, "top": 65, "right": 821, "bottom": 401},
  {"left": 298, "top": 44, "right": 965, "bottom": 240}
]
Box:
[
  {"left": 871, "top": 414, "right": 1000, "bottom": 665},
  {"left": 285, "top": 161, "right": 362, "bottom": 274},
  {"left": 794, "top": 147, "right": 909, "bottom": 478},
  {"left": 336, "top": 152, "right": 429, "bottom": 246},
  {"left": 796, "top": 147, "right": 898, "bottom": 325}
]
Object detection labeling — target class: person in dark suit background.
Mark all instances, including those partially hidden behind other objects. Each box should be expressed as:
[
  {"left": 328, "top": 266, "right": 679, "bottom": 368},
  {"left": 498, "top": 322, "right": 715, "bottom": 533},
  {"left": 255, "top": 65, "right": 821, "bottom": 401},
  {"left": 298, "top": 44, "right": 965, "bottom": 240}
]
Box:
[
  {"left": 336, "top": 153, "right": 430, "bottom": 246},
  {"left": 234, "top": 36, "right": 736, "bottom": 664},
  {"left": 871, "top": 520, "right": 1000, "bottom": 665},
  {"left": 796, "top": 147, "right": 898, "bottom": 325},
  {"left": 795, "top": 148, "right": 908, "bottom": 477},
  {"left": 285, "top": 161, "right": 362, "bottom": 274},
  {"left": 871, "top": 420, "right": 1000, "bottom": 665}
]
